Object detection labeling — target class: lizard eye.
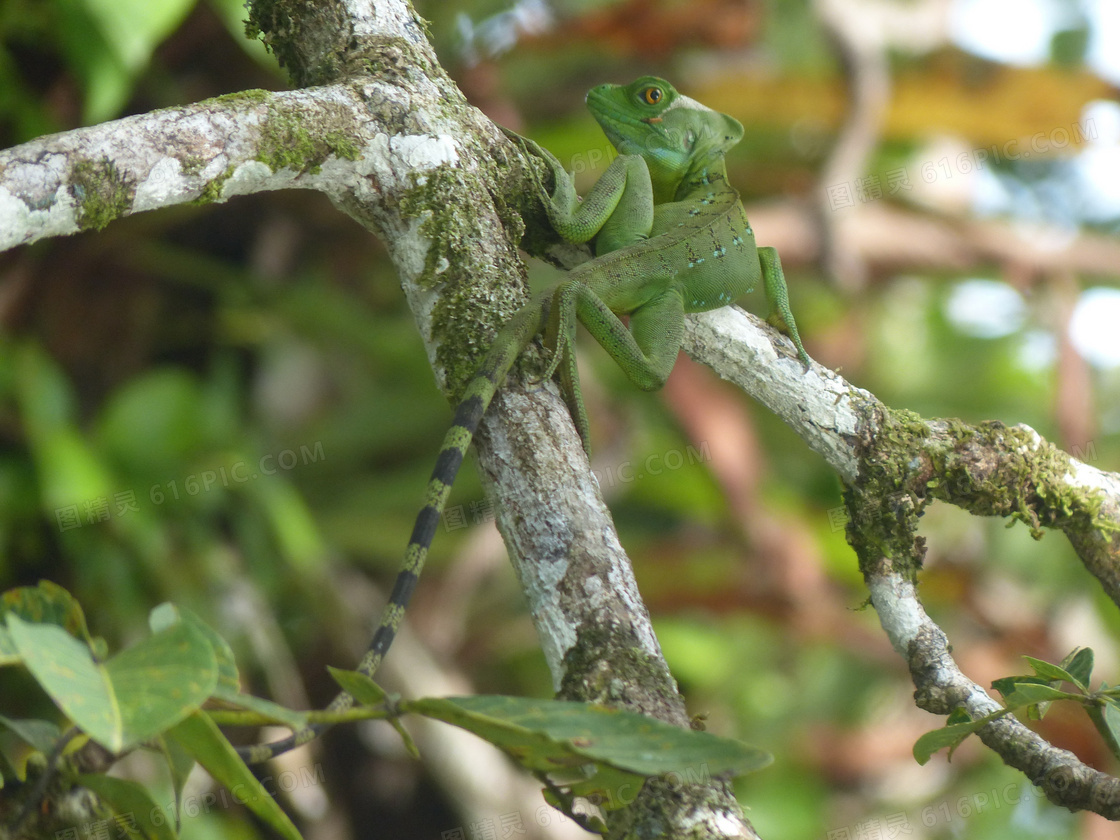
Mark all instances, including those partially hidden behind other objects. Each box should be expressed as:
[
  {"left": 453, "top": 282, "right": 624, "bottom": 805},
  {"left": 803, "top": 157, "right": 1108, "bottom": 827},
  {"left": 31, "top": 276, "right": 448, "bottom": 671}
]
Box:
[{"left": 640, "top": 86, "right": 663, "bottom": 106}]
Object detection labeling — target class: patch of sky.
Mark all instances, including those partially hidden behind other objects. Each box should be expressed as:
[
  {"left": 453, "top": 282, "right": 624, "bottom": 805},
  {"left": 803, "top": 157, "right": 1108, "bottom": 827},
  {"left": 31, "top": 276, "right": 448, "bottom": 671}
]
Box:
[
  {"left": 943, "top": 279, "right": 1027, "bottom": 339},
  {"left": 1070, "top": 287, "right": 1120, "bottom": 368}
]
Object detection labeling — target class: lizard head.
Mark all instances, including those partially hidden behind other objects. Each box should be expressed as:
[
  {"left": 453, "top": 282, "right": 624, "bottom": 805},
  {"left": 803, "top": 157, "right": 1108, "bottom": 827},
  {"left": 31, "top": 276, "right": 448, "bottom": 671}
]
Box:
[{"left": 586, "top": 76, "right": 744, "bottom": 196}]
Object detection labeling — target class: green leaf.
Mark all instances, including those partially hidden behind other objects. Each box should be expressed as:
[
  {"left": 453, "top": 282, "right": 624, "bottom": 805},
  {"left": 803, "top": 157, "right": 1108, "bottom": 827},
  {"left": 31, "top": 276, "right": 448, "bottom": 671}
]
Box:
[
  {"left": 327, "top": 667, "right": 389, "bottom": 706},
  {"left": 166, "top": 712, "right": 302, "bottom": 840},
  {"left": 11, "top": 344, "right": 112, "bottom": 510},
  {"left": 83, "top": 0, "right": 195, "bottom": 72},
  {"left": 1024, "top": 655, "right": 1079, "bottom": 686},
  {"left": 250, "top": 478, "right": 326, "bottom": 573},
  {"left": 328, "top": 669, "right": 418, "bottom": 758},
  {"left": 12, "top": 344, "right": 78, "bottom": 437},
  {"left": 32, "top": 429, "right": 115, "bottom": 515},
  {"left": 224, "top": 694, "right": 309, "bottom": 732},
  {"left": 1086, "top": 700, "right": 1120, "bottom": 763},
  {"left": 1001, "top": 683, "right": 1080, "bottom": 708},
  {"left": 77, "top": 774, "right": 177, "bottom": 840},
  {"left": 0, "top": 581, "right": 94, "bottom": 659},
  {"left": 0, "top": 715, "right": 62, "bottom": 753},
  {"left": 148, "top": 604, "right": 310, "bottom": 733},
  {"left": 70, "top": 0, "right": 195, "bottom": 122},
  {"left": 0, "top": 747, "right": 18, "bottom": 787},
  {"left": 6, "top": 614, "right": 218, "bottom": 752},
  {"left": 0, "top": 714, "right": 63, "bottom": 787},
  {"left": 1063, "top": 647, "right": 1094, "bottom": 691},
  {"left": 992, "top": 675, "right": 1049, "bottom": 699},
  {"left": 97, "top": 370, "right": 207, "bottom": 476},
  {"left": 0, "top": 625, "right": 15, "bottom": 667},
  {"left": 390, "top": 718, "right": 421, "bottom": 761},
  {"left": 992, "top": 674, "right": 1081, "bottom": 719},
  {"left": 945, "top": 707, "right": 972, "bottom": 725},
  {"left": 155, "top": 734, "right": 197, "bottom": 831},
  {"left": 149, "top": 603, "right": 240, "bottom": 698},
  {"left": 146, "top": 605, "right": 309, "bottom": 732},
  {"left": 403, "top": 696, "right": 771, "bottom": 808},
  {"left": 53, "top": 16, "right": 132, "bottom": 129},
  {"left": 913, "top": 715, "right": 996, "bottom": 765}
]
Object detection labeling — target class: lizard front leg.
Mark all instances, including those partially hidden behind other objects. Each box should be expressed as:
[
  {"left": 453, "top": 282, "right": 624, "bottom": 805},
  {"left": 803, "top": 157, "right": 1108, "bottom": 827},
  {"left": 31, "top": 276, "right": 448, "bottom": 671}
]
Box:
[
  {"left": 518, "top": 138, "right": 659, "bottom": 445},
  {"left": 514, "top": 131, "right": 655, "bottom": 255},
  {"left": 544, "top": 278, "right": 685, "bottom": 450}
]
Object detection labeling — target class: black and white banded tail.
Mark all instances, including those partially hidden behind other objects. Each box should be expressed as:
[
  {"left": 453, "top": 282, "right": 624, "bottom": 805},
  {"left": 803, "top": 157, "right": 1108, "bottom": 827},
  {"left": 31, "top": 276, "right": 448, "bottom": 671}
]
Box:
[{"left": 238, "top": 301, "right": 547, "bottom": 763}]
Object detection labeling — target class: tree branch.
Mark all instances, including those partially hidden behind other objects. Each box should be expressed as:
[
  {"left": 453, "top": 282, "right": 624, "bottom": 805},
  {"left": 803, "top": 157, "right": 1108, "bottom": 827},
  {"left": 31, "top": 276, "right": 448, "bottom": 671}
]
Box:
[
  {"left": 685, "top": 304, "right": 1120, "bottom": 817},
  {"left": 0, "top": 87, "right": 367, "bottom": 249}
]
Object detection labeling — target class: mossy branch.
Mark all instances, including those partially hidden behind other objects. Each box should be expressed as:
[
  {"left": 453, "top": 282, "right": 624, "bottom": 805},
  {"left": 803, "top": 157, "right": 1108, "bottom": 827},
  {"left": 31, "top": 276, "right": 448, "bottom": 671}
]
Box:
[{"left": 685, "top": 310, "right": 1120, "bottom": 817}]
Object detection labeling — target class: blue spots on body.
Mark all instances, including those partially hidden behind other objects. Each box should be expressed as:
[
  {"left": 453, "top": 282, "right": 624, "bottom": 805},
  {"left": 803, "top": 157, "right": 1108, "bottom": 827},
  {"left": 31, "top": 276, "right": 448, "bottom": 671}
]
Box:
[{"left": 690, "top": 291, "right": 730, "bottom": 308}]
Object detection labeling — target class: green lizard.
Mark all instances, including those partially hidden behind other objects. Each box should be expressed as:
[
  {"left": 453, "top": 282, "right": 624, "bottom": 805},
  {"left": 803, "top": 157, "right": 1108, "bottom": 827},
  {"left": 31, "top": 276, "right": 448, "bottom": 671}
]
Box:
[{"left": 239, "top": 76, "right": 809, "bottom": 763}]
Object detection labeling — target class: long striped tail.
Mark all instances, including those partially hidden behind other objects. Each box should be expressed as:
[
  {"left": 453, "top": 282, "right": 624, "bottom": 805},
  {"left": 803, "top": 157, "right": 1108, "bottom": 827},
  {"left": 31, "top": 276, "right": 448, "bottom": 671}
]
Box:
[{"left": 237, "top": 298, "right": 548, "bottom": 764}]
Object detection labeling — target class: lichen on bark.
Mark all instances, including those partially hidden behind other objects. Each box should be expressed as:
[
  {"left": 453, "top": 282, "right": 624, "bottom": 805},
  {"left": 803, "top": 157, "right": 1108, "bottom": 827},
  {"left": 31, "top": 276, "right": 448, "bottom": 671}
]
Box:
[{"left": 70, "top": 158, "right": 134, "bottom": 232}]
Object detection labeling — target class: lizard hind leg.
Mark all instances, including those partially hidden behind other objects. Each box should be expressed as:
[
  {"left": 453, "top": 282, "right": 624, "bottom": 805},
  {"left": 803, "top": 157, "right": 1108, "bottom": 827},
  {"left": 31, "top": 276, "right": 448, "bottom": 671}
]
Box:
[
  {"left": 537, "top": 280, "right": 594, "bottom": 452},
  {"left": 538, "top": 280, "right": 579, "bottom": 383},
  {"left": 556, "top": 283, "right": 687, "bottom": 455}
]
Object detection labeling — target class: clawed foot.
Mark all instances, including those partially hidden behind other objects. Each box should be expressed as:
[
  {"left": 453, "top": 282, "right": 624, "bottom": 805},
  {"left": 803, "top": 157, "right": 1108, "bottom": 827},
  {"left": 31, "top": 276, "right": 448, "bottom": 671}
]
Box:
[{"left": 765, "top": 313, "right": 811, "bottom": 369}]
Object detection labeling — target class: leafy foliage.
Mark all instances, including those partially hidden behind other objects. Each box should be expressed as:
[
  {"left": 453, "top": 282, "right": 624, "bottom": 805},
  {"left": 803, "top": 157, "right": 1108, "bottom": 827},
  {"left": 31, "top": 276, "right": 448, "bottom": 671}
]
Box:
[
  {"left": 6, "top": 614, "right": 217, "bottom": 753},
  {"left": 402, "top": 693, "right": 770, "bottom": 823},
  {"left": 914, "top": 648, "right": 1120, "bottom": 766},
  {"left": 0, "top": 583, "right": 769, "bottom": 838}
]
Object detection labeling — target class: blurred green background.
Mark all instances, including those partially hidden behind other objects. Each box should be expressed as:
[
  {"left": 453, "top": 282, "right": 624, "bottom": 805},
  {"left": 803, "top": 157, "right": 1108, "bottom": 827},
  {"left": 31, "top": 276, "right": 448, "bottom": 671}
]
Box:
[{"left": 2, "top": 0, "right": 1120, "bottom": 837}]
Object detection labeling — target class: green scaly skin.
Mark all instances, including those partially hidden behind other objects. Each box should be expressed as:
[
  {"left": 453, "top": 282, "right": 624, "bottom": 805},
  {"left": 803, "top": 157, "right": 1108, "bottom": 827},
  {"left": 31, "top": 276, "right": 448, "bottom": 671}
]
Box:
[{"left": 238, "top": 77, "right": 810, "bottom": 763}]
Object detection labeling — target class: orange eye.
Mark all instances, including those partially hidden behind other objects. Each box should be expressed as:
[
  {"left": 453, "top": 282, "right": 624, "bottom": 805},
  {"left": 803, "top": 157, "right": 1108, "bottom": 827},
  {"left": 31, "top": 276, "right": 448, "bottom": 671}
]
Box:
[{"left": 641, "top": 86, "right": 663, "bottom": 105}]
